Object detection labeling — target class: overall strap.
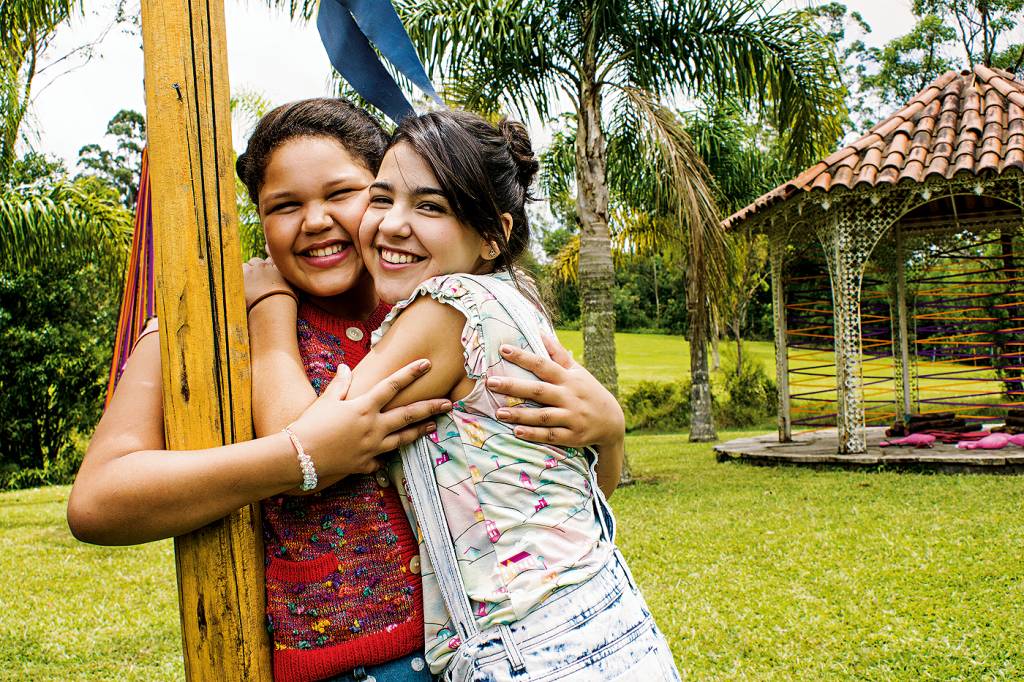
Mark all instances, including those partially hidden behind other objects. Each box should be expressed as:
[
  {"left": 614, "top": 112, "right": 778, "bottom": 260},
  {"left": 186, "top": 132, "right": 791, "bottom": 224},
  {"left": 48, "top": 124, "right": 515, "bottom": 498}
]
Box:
[{"left": 400, "top": 438, "right": 480, "bottom": 642}]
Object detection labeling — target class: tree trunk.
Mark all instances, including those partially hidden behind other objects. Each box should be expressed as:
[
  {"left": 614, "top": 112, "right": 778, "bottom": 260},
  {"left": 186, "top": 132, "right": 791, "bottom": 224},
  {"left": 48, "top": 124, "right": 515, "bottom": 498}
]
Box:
[
  {"left": 711, "top": 324, "right": 720, "bottom": 370},
  {"left": 729, "top": 317, "right": 743, "bottom": 371},
  {"left": 652, "top": 257, "right": 660, "bottom": 326},
  {"left": 575, "top": 27, "right": 626, "bottom": 485},
  {"left": 688, "top": 270, "right": 717, "bottom": 441},
  {"left": 575, "top": 60, "right": 617, "bottom": 397},
  {"left": 689, "top": 330, "right": 717, "bottom": 441}
]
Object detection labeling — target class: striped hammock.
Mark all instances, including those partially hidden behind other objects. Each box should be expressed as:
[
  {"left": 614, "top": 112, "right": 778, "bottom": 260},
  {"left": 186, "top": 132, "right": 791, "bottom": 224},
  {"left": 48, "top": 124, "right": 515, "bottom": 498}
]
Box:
[{"left": 104, "top": 148, "right": 155, "bottom": 406}]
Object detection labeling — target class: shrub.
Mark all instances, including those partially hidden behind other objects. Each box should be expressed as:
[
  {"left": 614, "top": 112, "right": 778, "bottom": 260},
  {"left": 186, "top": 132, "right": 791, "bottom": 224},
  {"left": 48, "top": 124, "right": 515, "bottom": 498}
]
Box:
[
  {"left": 715, "top": 358, "right": 778, "bottom": 428},
  {"left": 0, "top": 264, "right": 116, "bottom": 489},
  {"left": 622, "top": 380, "right": 694, "bottom": 432}
]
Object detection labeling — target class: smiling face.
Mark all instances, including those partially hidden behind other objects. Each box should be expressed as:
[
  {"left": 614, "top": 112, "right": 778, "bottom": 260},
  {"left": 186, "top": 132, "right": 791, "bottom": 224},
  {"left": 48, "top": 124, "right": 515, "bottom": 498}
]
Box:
[
  {"left": 258, "top": 136, "right": 378, "bottom": 312},
  {"left": 359, "top": 142, "right": 495, "bottom": 304}
]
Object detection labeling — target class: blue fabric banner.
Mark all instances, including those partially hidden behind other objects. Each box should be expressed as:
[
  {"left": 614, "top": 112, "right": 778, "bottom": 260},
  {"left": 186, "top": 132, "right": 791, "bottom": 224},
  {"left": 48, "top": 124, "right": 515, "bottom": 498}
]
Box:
[{"left": 317, "top": 0, "right": 443, "bottom": 123}]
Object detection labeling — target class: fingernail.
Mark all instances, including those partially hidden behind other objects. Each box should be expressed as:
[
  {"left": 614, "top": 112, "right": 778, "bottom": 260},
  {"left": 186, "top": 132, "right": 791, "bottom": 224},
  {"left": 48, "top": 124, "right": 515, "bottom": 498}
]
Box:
[
  {"left": 513, "top": 427, "right": 525, "bottom": 438},
  {"left": 500, "top": 345, "right": 513, "bottom": 355},
  {"left": 441, "top": 401, "right": 453, "bottom": 411},
  {"left": 486, "top": 377, "right": 503, "bottom": 388},
  {"left": 496, "top": 409, "right": 510, "bottom": 420},
  {"left": 418, "top": 359, "right": 431, "bottom": 371},
  {"left": 426, "top": 423, "right": 437, "bottom": 432}
]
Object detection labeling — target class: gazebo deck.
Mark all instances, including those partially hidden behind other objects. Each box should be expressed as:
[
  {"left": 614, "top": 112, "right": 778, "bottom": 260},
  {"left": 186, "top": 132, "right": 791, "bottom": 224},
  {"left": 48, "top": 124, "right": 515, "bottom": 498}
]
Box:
[{"left": 715, "top": 427, "right": 1024, "bottom": 473}]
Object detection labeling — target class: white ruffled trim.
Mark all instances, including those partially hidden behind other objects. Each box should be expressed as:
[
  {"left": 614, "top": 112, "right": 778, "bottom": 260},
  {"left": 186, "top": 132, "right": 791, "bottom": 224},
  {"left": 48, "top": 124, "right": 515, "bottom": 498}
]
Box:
[{"left": 372, "top": 274, "right": 490, "bottom": 380}]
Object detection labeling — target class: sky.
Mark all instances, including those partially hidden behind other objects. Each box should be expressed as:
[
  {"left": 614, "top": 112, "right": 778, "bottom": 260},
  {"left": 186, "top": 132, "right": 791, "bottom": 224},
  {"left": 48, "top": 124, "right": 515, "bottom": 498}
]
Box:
[{"left": 28, "top": 0, "right": 918, "bottom": 170}]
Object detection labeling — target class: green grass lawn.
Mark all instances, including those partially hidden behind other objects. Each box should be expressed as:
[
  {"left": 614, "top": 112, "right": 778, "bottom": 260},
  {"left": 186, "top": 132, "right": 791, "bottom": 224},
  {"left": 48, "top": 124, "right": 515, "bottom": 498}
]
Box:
[
  {"left": 554, "top": 330, "right": 774, "bottom": 394},
  {"left": 2, "top": 433, "right": 1022, "bottom": 680}
]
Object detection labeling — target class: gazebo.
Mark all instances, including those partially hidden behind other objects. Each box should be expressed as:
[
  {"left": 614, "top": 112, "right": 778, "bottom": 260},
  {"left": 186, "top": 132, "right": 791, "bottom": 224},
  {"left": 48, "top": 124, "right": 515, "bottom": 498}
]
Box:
[{"left": 724, "top": 65, "right": 1024, "bottom": 456}]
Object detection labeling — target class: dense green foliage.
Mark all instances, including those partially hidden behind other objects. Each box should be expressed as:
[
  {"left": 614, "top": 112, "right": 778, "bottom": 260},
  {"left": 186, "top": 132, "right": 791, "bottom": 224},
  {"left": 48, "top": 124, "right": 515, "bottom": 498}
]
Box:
[
  {"left": 5, "top": 438, "right": 1023, "bottom": 679},
  {"left": 0, "top": 263, "right": 117, "bottom": 490}
]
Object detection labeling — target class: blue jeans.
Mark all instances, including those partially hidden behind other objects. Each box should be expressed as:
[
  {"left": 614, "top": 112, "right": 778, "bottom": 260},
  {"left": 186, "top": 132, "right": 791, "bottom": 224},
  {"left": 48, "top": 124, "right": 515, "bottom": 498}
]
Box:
[
  {"left": 323, "top": 651, "right": 434, "bottom": 682},
  {"left": 440, "top": 552, "right": 680, "bottom": 681}
]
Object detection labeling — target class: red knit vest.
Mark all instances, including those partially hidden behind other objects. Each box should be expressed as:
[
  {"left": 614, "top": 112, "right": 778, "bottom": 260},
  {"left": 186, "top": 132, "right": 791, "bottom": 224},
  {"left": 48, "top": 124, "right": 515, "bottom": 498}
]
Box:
[{"left": 263, "top": 300, "right": 423, "bottom": 682}]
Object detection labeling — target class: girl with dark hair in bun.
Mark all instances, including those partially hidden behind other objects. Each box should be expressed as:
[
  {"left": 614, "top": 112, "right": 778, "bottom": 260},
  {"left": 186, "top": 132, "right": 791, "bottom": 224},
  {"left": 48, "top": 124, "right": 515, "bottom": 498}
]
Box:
[
  {"left": 71, "top": 98, "right": 627, "bottom": 682},
  {"left": 248, "top": 109, "right": 677, "bottom": 680}
]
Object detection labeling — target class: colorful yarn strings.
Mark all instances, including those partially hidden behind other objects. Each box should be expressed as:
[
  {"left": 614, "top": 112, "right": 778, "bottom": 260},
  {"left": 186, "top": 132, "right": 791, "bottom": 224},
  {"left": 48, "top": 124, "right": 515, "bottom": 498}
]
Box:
[
  {"left": 910, "top": 233, "right": 1024, "bottom": 418},
  {"left": 784, "top": 259, "right": 896, "bottom": 429},
  {"left": 784, "top": 229, "right": 1024, "bottom": 432},
  {"left": 104, "top": 148, "right": 155, "bottom": 407}
]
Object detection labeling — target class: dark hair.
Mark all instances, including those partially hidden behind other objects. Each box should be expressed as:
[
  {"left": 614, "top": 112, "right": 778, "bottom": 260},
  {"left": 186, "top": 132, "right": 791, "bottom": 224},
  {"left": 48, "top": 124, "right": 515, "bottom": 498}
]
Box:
[
  {"left": 236, "top": 97, "right": 388, "bottom": 206},
  {"left": 388, "top": 109, "right": 539, "bottom": 273}
]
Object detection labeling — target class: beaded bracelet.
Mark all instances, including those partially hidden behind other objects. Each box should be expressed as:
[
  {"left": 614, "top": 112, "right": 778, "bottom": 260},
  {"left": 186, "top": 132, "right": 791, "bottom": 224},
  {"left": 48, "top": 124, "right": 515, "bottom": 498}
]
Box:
[{"left": 282, "top": 425, "right": 318, "bottom": 491}]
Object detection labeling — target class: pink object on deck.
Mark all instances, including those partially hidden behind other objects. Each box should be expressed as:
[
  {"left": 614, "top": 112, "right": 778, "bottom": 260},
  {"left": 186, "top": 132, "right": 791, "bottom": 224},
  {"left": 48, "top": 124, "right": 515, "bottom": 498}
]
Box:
[
  {"left": 957, "top": 433, "right": 1012, "bottom": 450},
  {"left": 879, "top": 433, "right": 936, "bottom": 448},
  {"left": 1008, "top": 434, "right": 1024, "bottom": 447}
]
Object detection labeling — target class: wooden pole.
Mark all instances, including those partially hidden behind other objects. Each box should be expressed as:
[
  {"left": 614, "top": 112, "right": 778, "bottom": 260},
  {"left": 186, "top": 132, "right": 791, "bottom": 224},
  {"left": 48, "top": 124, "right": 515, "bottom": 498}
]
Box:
[{"left": 140, "top": 1, "right": 272, "bottom": 679}]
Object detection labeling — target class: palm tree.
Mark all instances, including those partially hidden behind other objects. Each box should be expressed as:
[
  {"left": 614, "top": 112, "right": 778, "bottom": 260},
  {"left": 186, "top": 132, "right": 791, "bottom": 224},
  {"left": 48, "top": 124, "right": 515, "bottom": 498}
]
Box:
[{"left": 393, "top": 0, "right": 843, "bottom": 440}]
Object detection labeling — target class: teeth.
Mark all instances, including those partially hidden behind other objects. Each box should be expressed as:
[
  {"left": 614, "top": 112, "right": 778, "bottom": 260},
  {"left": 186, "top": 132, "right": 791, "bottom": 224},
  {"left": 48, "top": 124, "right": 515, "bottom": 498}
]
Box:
[
  {"left": 307, "top": 243, "right": 346, "bottom": 258},
  {"left": 381, "top": 248, "right": 422, "bottom": 265}
]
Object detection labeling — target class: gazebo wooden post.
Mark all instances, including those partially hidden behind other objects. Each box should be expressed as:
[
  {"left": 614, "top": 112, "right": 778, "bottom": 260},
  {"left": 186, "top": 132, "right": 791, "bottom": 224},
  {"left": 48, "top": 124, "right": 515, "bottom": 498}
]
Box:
[
  {"left": 141, "top": 1, "right": 272, "bottom": 679},
  {"left": 769, "top": 238, "right": 792, "bottom": 442}
]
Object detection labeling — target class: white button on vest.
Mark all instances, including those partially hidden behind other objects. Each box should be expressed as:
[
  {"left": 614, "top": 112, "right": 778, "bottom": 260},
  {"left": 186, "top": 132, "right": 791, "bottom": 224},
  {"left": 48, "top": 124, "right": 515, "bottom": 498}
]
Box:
[
  {"left": 375, "top": 470, "right": 390, "bottom": 488},
  {"left": 411, "top": 657, "right": 426, "bottom": 672},
  {"left": 409, "top": 555, "right": 421, "bottom": 574},
  {"left": 346, "top": 326, "right": 364, "bottom": 342}
]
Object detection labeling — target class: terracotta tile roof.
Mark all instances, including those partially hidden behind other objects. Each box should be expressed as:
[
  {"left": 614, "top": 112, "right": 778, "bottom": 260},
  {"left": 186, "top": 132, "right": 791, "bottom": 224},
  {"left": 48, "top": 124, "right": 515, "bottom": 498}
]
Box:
[{"left": 724, "top": 65, "right": 1024, "bottom": 229}]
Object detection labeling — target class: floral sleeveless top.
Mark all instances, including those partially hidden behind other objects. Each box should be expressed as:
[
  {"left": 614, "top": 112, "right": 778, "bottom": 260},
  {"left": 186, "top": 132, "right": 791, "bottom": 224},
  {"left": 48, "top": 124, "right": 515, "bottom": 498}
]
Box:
[{"left": 373, "top": 271, "right": 613, "bottom": 674}]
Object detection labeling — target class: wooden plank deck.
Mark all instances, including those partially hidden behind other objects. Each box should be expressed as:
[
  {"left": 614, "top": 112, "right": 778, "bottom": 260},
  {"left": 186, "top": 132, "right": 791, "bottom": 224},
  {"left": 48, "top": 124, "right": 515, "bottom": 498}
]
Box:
[{"left": 715, "top": 427, "right": 1024, "bottom": 473}]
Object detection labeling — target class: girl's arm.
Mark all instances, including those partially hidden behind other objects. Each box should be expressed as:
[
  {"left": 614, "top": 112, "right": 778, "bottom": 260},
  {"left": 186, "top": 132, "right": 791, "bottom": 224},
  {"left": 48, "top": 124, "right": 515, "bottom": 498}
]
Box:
[
  {"left": 243, "top": 258, "right": 319, "bottom": 436},
  {"left": 68, "top": 331, "right": 448, "bottom": 545},
  {"left": 345, "top": 300, "right": 624, "bottom": 498},
  {"left": 346, "top": 296, "right": 470, "bottom": 405},
  {"left": 484, "top": 336, "right": 625, "bottom": 497}
]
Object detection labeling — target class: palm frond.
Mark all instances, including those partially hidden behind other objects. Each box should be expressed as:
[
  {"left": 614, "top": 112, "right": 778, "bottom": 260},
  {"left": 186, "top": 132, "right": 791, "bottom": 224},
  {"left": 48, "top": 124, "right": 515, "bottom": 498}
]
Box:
[
  {"left": 0, "top": 0, "right": 79, "bottom": 41},
  {"left": 230, "top": 88, "right": 274, "bottom": 140},
  {"left": 0, "top": 178, "right": 132, "bottom": 279},
  {"left": 616, "top": 0, "right": 844, "bottom": 166},
  {"left": 551, "top": 234, "right": 579, "bottom": 283},
  {"left": 395, "top": 0, "right": 570, "bottom": 119},
  {"left": 613, "top": 87, "right": 728, "bottom": 331}
]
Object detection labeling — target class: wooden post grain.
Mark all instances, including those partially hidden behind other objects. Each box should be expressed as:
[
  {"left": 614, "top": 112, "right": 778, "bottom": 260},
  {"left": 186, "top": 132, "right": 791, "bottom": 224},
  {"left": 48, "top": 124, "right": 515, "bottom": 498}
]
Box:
[{"left": 140, "top": 1, "right": 272, "bottom": 678}]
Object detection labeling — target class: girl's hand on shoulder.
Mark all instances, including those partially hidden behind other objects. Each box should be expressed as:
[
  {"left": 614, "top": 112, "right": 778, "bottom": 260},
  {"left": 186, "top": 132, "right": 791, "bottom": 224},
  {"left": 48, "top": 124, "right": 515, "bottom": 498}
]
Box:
[
  {"left": 286, "top": 359, "right": 453, "bottom": 485},
  {"left": 243, "top": 257, "right": 295, "bottom": 309},
  {"left": 486, "top": 334, "right": 625, "bottom": 449}
]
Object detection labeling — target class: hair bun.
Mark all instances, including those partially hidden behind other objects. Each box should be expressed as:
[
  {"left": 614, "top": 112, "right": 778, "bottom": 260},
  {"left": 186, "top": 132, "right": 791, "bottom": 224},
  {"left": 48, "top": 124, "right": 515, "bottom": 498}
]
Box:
[{"left": 498, "top": 118, "right": 539, "bottom": 191}]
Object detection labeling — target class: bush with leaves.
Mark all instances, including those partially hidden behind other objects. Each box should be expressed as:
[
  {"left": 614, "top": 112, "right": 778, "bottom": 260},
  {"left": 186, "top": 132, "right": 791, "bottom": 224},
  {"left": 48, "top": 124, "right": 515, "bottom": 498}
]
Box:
[
  {"left": 716, "top": 358, "right": 778, "bottom": 429},
  {"left": 621, "top": 380, "right": 694, "bottom": 432},
  {"left": 0, "top": 263, "right": 117, "bottom": 489}
]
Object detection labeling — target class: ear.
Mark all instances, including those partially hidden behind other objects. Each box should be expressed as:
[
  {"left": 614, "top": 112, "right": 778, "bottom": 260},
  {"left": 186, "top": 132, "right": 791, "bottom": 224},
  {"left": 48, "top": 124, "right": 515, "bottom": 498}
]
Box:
[{"left": 481, "top": 214, "right": 515, "bottom": 262}]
